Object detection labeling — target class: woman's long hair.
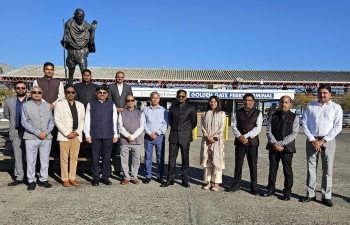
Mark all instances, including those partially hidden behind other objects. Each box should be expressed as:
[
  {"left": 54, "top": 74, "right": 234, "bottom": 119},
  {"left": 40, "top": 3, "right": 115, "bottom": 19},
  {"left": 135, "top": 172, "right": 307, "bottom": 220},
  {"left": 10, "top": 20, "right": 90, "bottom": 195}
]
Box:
[{"left": 206, "top": 95, "right": 221, "bottom": 113}]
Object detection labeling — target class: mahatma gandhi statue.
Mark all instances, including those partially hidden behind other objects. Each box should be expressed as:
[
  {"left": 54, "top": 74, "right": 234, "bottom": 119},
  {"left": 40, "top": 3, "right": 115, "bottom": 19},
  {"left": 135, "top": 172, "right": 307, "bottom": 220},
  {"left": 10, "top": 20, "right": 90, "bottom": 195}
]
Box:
[{"left": 61, "top": 8, "right": 97, "bottom": 85}]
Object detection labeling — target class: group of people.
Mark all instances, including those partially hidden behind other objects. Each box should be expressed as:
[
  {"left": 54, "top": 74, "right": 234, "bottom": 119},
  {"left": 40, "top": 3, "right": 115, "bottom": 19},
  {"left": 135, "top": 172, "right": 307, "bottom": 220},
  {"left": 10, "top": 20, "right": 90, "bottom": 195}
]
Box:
[
  {"left": 4, "top": 63, "right": 342, "bottom": 207},
  {"left": 217, "top": 86, "right": 341, "bottom": 208}
]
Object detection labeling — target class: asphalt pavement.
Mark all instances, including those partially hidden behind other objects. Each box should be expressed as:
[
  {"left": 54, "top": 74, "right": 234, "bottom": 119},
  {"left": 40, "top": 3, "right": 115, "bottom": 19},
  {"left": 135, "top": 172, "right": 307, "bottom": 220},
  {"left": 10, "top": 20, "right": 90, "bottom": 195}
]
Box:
[{"left": 0, "top": 123, "right": 349, "bottom": 224}]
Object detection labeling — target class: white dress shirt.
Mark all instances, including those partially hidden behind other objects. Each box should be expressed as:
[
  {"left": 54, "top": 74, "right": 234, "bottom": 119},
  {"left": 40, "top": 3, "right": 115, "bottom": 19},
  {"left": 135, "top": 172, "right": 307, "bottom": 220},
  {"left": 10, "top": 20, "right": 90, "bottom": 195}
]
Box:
[
  {"left": 117, "top": 84, "right": 123, "bottom": 96},
  {"left": 83, "top": 100, "right": 118, "bottom": 138},
  {"left": 231, "top": 108, "right": 263, "bottom": 138},
  {"left": 302, "top": 100, "right": 342, "bottom": 142}
]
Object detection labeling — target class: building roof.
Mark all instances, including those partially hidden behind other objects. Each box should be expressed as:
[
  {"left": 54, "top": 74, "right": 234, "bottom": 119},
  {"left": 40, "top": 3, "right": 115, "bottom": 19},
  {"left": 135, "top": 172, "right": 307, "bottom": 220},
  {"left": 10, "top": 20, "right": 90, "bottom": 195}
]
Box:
[
  {"left": 1, "top": 65, "right": 350, "bottom": 89},
  {"left": 0, "top": 63, "right": 16, "bottom": 74}
]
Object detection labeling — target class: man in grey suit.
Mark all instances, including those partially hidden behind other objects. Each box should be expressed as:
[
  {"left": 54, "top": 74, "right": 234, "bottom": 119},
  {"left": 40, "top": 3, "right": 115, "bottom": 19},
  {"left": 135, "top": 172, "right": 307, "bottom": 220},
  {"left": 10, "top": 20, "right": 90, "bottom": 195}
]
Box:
[
  {"left": 108, "top": 71, "right": 133, "bottom": 113},
  {"left": 4, "top": 81, "right": 30, "bottom": 186}
]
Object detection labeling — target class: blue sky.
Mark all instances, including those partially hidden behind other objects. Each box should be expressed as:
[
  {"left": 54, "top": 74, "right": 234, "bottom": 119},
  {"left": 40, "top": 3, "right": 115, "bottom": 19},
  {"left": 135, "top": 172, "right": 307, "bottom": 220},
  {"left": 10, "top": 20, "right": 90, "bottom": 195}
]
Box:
[{"left": 1, "top": 0, "right": 349, "bottom": 70}]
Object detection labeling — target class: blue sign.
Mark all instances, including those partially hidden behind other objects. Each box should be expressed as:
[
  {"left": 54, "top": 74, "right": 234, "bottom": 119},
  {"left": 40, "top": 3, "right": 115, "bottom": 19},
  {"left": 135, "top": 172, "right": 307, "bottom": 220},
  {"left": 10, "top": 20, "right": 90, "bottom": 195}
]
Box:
[{"left": 189, "top": 92, "right": 274, "bottom": 99}]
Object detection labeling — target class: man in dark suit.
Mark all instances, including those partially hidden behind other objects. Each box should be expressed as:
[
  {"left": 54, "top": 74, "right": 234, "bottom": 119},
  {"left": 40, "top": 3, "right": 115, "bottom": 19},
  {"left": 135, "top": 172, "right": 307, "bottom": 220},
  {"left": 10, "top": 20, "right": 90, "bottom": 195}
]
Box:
[
  {"left": 4, "top": 81, "right": 30, "bottom": 186},
  {"left": 264, "top": 96, "right": 299, "bottom": 201},
  {"left": 161, "top": 90, "right": 197, "bottom": 188},
  {"left": 108, "top": 71, "right": 133, "bottom": 113}
]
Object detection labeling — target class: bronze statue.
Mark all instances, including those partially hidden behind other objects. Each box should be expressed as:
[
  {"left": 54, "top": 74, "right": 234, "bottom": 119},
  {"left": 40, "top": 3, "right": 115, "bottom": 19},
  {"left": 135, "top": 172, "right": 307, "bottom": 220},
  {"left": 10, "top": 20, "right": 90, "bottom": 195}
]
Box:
[{"left": 61, "top": 8, "right": 97, "bottom": 85}]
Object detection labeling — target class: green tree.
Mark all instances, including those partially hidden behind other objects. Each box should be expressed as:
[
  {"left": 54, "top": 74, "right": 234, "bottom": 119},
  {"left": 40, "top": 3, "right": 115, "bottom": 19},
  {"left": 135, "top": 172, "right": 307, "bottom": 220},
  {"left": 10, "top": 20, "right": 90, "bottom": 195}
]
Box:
[
  {"left": 0, "top": 88, "right": 15, "bottom": 105},
  {"left": 294, "top": 93, "right": 315, "bottom": 110}
]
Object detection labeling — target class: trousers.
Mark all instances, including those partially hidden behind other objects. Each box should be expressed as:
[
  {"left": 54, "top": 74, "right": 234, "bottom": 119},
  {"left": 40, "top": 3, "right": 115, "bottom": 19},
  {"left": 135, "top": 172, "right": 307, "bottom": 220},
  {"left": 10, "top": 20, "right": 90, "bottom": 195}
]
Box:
[
  {"left": 11, "top": 130, "right": 25, "bottom": 181},
  {"left": 120, "top": 144, "right": 141, "bottom": 180},
  {"left": 59, "top": 137, "right": 81, "bottom": 181},
  {"left": 168, "top": 142, "right": 190, "bottom": 182},
  {"left": 233, "top": 146, "right": 258, "bottom": 189},
  {"left": 144, "top": 134, "right": 165, "bottom": 179},
  {"left": 25, "top": 139, "right": 52, "bottom": 183},
  {"left": 306, "top": 139, "right": 336, "bottom": 199}
]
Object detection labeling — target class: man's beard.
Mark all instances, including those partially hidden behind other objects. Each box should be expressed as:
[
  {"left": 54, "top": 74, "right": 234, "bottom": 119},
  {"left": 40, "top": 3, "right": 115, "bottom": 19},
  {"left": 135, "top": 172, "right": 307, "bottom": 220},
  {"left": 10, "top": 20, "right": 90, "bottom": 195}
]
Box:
[{"left": 17, "top": 92, "right": 27, "bottom": 97}]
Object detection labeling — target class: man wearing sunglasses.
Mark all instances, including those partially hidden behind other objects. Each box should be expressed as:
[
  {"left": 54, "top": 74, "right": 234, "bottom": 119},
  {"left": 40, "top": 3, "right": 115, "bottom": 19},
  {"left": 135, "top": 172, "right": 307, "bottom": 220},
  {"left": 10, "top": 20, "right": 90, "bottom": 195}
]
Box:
[
  {"left": 118, "top": 95, "right": 144, "bottom": 185},
  {"left": 21, "top": 86, "right": 55, "bottom": 191},
  {"left": 84, "top": 85, "right": 118, "bottom": 186},
  {"left": 54, "top": 85, "right": 85, "bottom": 187},
  {"left": 161, "top": 90, "right": 197, "bottom": 188},
  {"left": 4, "top": 81, "right": 30, "bottom": 186}
]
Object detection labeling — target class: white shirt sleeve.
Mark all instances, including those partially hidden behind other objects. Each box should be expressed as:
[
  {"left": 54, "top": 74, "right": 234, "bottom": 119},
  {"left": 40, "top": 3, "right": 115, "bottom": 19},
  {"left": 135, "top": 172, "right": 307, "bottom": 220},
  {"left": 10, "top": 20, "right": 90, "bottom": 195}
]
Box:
[
  {"left": 231, "top": 113, "right": 242, "bottom": 137},
  {"left": 118, "top": 113, "right": 131, "bottom": 138},
  {"left": 52, "top": 82, "right": 65, "bottom": 106},
  {"left": 113, "top": 104, "right": 118, "bottom": 137},
  {"left": 83, "top": 103, "right": 91, "bottom": 138}
]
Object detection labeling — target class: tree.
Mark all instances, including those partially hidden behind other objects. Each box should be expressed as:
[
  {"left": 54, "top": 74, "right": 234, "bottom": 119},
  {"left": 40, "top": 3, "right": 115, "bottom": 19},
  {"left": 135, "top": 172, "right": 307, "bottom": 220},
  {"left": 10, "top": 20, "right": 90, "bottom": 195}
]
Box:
[
  {"left": 293, "top": 93, "right": 316, "bottom": 111},
  {"left": 0, "top": 88, "right": 15, "bottom": 105},
  {"left": 332, "top": 93, "right": 350, "bottom": 111}
]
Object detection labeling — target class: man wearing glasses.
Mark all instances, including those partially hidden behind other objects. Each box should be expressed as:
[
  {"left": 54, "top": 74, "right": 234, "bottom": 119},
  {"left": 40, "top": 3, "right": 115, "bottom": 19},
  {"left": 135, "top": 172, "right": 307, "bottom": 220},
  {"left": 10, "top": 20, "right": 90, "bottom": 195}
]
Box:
[
  {"left": 118, "top": 95, "right": 144, "bottom": 185},
  {"left": 54, "top": 85, "right": 85, "bottom": 187},
  {"left": 161, "top": 90, "right": 197, "bottom": 188},
  {"left": 227, "top": 93, "right": 262, "bottom": 195},
  {"left": 84, "top": 85, "right": 118, "bottom": 186},
  {"left": 21, "top": 86, "right": 55, "bottom": 191},
  {"left": 4, "top": 81, "right": 30, "bottom": 186}
]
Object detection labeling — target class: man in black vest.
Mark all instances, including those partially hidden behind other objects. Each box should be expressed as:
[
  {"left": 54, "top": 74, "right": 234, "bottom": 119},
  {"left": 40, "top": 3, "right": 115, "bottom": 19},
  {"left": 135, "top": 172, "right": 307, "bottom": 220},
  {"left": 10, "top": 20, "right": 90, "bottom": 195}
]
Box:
[
  {"left": 161, "top": 90, "right": 197, "bottom": 188},
  {"left": 227, "top": 93, "right": 262, "bottom": 195},
  {"left": 263, "top": 96, "right": 299, "bottom": 200},
  {"left": 84, "top": 85, "right": 118, "bottom": 186}
]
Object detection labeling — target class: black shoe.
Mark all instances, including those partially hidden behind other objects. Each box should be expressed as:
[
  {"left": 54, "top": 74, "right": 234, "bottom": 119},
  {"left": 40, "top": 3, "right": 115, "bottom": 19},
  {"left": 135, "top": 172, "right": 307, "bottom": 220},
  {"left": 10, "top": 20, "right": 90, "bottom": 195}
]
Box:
[
  {"left": 263, "top": 190, "right": 275, "bottom": 197},
  {"left": 8, "top": 180, "right": 23, "bottom": 186},
  {"left": 322, "top": 198, "right": 334, "bottom": 207},
  {"left": 251, "top": 189, "right": 259, "bottom": 196},
  {"left": 37, "top": 181, "right": 52, "bottom": 188},
  {"left": 283, "top": 193, "right": 291, "bottom": 201},
  {"left": 181, "top": 181, "right": 190, "bottom": 188},
  {"left": 226, "top": 186, "right": 240, "bottom": 192},
  {"left": 156, "top": 178, "right": 164, "bottom": 183},
  {"left": 301, "top": 196, "right": 316, "bottom": 203},
  {"left": 27, "top": 182, "right": 36, "bottom": 191},
  {"left": 143, "top": 178, "right": 152, "bottom": 184},
  {"left": 160, "top": 180, "right": 175, "bottom": 187},
  {"left": 100, "top": 179, "right": 112, "bottom": 185},
  {"left": 91, "top": 179, "right": 99, "bottom": 186}
]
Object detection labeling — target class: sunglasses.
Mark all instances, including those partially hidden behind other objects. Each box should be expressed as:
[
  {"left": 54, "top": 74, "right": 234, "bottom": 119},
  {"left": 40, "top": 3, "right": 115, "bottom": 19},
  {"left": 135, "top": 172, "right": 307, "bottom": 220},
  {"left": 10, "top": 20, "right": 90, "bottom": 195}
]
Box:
[
  {"left": 66, "top": 91, "right": 76, "bottom": 94},
  {"left": 16, "top": 87, "right": 26, "bottom": 90},
  {"left": 177, "top": 95, "right": 186, "bottom": 98},
  {"left": 126, "top": 99, "right": 135, "bottom": 102},
  {"left": 98, "top": 91, "right": 107, "bottom": 95},
  {"left": 31, "top": 91, "right": 42, "bottom": 94}
]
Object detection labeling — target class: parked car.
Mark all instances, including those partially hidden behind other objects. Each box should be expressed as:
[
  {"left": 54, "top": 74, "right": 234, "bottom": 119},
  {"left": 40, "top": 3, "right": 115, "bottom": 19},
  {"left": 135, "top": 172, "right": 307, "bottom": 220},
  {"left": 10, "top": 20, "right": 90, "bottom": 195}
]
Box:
[
  {"left": 295, "top": 113, "right": 303, "bottom": 126},
  {"left": 343, "top": 114, "right": 350, "bottom": 128}
]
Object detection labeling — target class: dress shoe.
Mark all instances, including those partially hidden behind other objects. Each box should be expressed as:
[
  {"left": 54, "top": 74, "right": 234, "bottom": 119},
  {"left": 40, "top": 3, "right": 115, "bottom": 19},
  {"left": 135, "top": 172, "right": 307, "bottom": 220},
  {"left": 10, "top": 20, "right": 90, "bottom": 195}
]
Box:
[
  {"left": 131, "top": 179, "right": 139, "bottom": 185},
  {"left": 322, "top": 198, "right": 334, "bottom": 207},
  {"left": 91, "top": 179, "right": 99, "bottom": 186},
  {"left": 160, "top": 180, "right": 175, "bottom": 187},
  {"left": 283, "top": 193, "right": 291, "bottom": 201},
  {"left": 226, "top": 186, "right": 240, "bottom": 192},
  {"left": 121, "top": 179, "right": 130, "bottom": 185},
  {"left": 263, "top": 190, "right": 275, "bottom": 197},
  {"left": 8, "top": 180, "right": 23, "bottom": 186},
  {"left": 301, "top": 196, "right": 316, "bottom": 203},
  {"left": 251, "top": 189, "right": 259, "bottom": 196},
  {"left": 70, "top": 180, "right": 79, "bottom": 186},
  {"left": 143, "top": 178, "right": 152, "bottom": 184},
  {"left": 37, "top": 181, "right": 52, "bottom": 188},
  {"left": 100, "top": 179, "right": 112, "bottom": 185},
  {"left": 27, "top": 182, "right": 36, "bottom": 191},
  {"left": 156, "top": 178, "right": 164, "bottom": 183},
  {"left": 211, "top": 186, "right": 220, "bottom": 191},
  {"left": 202, "top": 185, "right": 211, "bottom": 190},
  {"left": 181, "top": 181, "right": 190, "bottom": 188},
  {"left": 62, "top": 181, "right": 71, "bottom": 187}
]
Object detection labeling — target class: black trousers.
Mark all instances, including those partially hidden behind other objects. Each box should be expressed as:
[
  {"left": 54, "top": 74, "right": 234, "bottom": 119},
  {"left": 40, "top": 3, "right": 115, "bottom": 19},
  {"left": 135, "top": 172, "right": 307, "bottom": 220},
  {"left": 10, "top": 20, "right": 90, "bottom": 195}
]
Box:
[
  {"left": 91, "top": 138, "right": 113, "bottom": 180},
  {"left": 167, "top": 142, "right": 190, "bottom": 182},
  {"left": 267, "top": 150, "right": 293, "bottom": 194},
  {"left": 233, "top": 146, "right": 258, "bottom": 189}
]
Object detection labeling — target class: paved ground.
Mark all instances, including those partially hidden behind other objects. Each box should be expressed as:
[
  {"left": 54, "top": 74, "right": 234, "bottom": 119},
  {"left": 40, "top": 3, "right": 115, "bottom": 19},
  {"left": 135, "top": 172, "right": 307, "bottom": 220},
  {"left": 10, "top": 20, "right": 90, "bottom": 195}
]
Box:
[{"left": 0, "top": 123, "right": 349, "bottom": 224}]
